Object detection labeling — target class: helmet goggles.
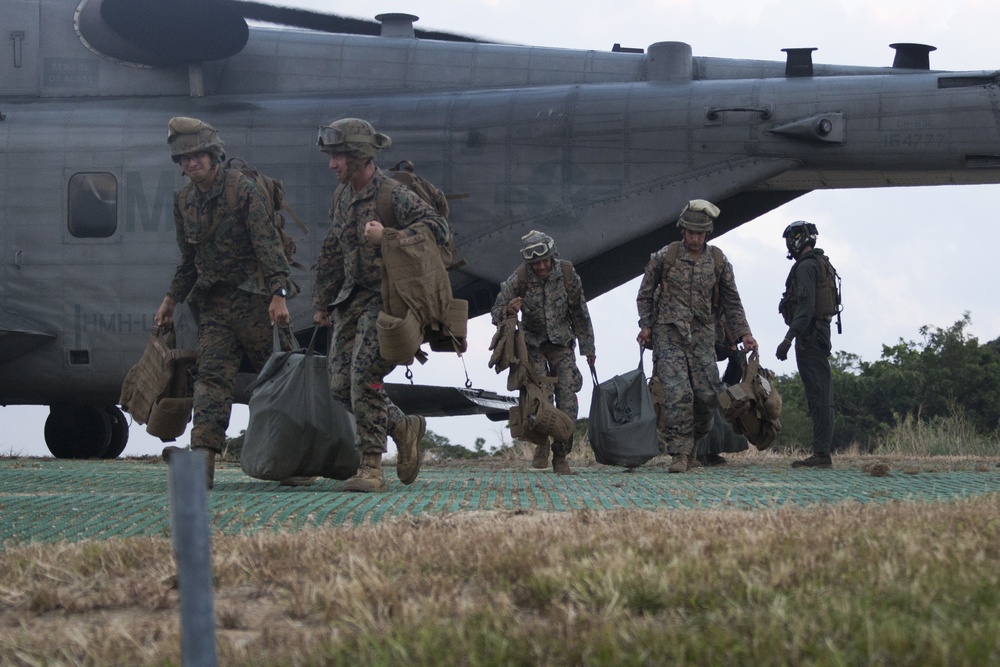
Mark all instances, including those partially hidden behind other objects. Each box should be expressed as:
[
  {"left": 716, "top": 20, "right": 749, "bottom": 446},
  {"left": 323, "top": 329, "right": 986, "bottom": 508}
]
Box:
[
  {"left": 316, "top": 126, "right": 387, "bottom": 150},
  {"left": 521, "top": 240, "right": 553, "bottom": 260}
]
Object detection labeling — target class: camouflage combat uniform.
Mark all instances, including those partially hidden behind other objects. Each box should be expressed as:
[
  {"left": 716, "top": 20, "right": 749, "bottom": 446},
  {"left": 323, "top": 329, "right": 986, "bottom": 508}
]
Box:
[
  {"left": 491, "top": 258, "right": 596, "bottom": 456},
  {"left": 167, "top": 169, "right": 293, "bottom": 453},
  {"left": 636, "top": 242, "right": 750, "bottom": 457},
  {"left": 313, "top": 168, "right": 448, "bottom": 455},
  {"left": 780, "top": 247, "right": 834, "bottom": 456}
]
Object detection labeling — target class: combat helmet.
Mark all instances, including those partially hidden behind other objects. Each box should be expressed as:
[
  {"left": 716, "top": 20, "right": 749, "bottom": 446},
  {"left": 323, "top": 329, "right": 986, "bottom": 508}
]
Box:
[
  {"left": 317, "top": 118, "right": 392, "bottom": 159},
  {"left": 520, "top": 230, "right": 557, "bottom": 261},
  {"left": 677, "top": 199, "right": 720, "bottom": 234},
  {"left": 167, "top": 117, "right": 225, "bottom": 164},
  {"left": 783, "top": 220, "right": 819, "bottom": 259}
]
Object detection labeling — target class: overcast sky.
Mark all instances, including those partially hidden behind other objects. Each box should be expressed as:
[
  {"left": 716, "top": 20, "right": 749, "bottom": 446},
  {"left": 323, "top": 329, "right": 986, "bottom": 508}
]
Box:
[{"left": 5, "top": 0, "right": 1000, "bottom": 457}]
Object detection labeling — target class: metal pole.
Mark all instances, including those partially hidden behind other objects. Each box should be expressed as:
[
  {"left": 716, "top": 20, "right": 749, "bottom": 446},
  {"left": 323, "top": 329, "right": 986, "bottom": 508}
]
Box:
[{"left": 167, "top": 450, "right": 218, "bottom": 667}]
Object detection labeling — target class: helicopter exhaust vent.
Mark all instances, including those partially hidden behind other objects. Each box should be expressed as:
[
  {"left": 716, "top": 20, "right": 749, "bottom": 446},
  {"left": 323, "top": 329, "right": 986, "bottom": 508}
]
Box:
[
  {"left": 646, "top": 42, "right": 692, "bottom": 82},
  {"left": 376, "top": 13, "right": 418, "bottom": 39},
  {"left": 890, "top": 43, "right": 936, "bottom": 70},
  {"left": 782, "top": 48, "right": 817, "bottom": 78}
]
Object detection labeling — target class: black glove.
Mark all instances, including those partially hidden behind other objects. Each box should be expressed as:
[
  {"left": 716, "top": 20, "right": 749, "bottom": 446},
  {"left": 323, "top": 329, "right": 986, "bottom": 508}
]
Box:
[{"left": 776, "top": 338, "right": 792, "bottom": 361}]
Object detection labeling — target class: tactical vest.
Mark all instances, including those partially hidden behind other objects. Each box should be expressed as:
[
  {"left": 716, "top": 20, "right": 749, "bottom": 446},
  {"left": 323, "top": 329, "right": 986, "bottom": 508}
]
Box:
[{"left": 780, "top": 251, "right": 841, "bottom": 325}]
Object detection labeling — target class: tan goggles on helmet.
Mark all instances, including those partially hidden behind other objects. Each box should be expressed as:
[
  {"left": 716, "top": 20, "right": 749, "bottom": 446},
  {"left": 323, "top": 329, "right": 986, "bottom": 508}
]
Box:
[
  {"left": 317, "top": 127, "right": 379, "bottom": 147},
  {"left": 521, "top": 241, "right": 552, "bottom": 260}
]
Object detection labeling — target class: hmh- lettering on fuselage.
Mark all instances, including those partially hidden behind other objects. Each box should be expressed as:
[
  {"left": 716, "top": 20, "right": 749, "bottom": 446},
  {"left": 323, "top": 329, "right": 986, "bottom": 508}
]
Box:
[{"left": 3, "top": 0, "right": 1000, "bottom": 458}]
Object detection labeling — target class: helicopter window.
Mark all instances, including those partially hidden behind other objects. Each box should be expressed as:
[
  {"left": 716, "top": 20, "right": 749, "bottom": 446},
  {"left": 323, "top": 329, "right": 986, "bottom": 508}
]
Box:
[{"left": 68, "top": 172, "right": 118, "bottom": 238}]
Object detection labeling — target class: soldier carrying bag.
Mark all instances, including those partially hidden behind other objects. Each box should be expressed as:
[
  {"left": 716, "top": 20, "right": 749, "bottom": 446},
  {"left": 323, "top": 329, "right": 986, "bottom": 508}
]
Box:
[
  {"left": 119, "top": 326, "right": 195, "bottom": 441},
  {"left": 241, "top": 326, "right": 359, "bottom": 481},
  {"left": 716, "top": 349, "right": 782, "bottom": 450}
]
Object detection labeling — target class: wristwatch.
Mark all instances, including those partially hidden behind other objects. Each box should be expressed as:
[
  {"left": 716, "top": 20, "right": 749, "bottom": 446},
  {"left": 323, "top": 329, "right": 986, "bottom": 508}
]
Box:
[{"left": 272, "top": 287, "right": 288, "bottom": 298}]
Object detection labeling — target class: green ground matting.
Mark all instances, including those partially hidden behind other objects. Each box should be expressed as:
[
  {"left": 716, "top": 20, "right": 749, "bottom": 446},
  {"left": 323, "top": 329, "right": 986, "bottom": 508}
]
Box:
[{"left": 1, "top": 458, "right": 998, "bottom": 546}]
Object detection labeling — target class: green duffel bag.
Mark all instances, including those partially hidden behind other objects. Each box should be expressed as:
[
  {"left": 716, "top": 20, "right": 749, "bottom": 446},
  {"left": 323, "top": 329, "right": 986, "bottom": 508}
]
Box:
[{"left": 241, "top": 326, "right": 359, "bottom": 481}]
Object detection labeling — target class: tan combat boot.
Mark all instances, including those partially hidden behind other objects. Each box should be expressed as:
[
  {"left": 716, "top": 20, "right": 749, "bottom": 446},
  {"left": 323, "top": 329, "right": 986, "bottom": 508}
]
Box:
[
  {"left": 344, "top": 453, "right": 386, "bottom": 492},
  {"left": 162, "top": 445, "right": 216, "bottom": 490},
  {"left": 393, "top": 415, "right": 426, "bottom": 485},
  {"left": 552, "top": 454, "right": 572, "bottom": 475},
  {"left": 668, "top": 453, "right": 688, "bottom": 473},
  {"left": 531, "top": 443, "right": 550, "bottom": 469}
]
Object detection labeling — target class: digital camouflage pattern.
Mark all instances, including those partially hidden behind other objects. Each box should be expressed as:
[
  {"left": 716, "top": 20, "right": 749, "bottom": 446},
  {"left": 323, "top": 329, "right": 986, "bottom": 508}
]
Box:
[
  {"left": 166, "top": 169, "right": 294, "bottom": 454},
  {"left": 491, "top": 258, "right": 595, "bottom": 453},
  {"left": 313, "top": 169, "right": 449, "bottom": 311},
  {"left": 168, "top": 168, "right": 292, "bottom": 305},
  {"left": 636, "top": 242, "right": 751, "bottom": 456},
  {"left": 781, "top": 247, "right": 835, "bottom": 455},
  {"left": 327, "top": 290, "right": 405, "bottom": 454},
  {"left": 490, "top": 259, "right": 596, "bottom": 355},
  {"left": 313, "top": 167, "right": 447, "bottom": 453},
  {"left": 190, "top": 288, "right": 292, "bottom": 453}
]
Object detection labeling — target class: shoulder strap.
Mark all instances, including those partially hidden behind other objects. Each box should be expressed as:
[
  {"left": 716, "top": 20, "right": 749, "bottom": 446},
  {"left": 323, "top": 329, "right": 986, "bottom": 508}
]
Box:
[
  {"left": 376, "top": 178, "right": 399, "bottom": 229},
  {"left": 559, "top": 259, "right": 580, "bottom": 304},
  {"left": 515, "top": 264, "right": 529, "bottom": 296}
]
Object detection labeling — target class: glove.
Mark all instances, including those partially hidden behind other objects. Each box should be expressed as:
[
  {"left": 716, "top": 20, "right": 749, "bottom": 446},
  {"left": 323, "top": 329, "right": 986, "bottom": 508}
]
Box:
[{"left": 775, "top": 338, "right": 792, "bottom": 361}]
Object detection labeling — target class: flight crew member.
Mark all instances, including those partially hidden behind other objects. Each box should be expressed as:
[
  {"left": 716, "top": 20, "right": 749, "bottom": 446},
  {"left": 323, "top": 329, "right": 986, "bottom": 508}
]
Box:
[
  {"left": 313, "top": 118, "right": 447, "bottom": 492},
  {"left": 490, "top": 230, "right": 597, "bottom": 475},
  {"left": 636, "top": 199, "right": 758, "bottom": 473},
  {"left": 155, "top": 117, "right": 296, "bottom": 489},
  {"left": 776, "top": 220, "right": 837, "bottom": 468}
]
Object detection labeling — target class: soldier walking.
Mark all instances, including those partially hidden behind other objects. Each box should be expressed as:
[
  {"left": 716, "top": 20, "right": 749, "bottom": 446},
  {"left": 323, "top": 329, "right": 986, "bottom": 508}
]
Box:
[
  {"left": 636, "top": 200, "right": 757, "bottom": 473},
  {"left": 491, "top": 230, "right": 596, "bottom": 474},
  {"left": 313, "top": 118, "right": 449, "bottom": 492},
  {"left": 155, "top": 117, "right": 296, "bottom": 489},
  {"left": 776, "top": 220, "right": 838, "bottom": 468}
]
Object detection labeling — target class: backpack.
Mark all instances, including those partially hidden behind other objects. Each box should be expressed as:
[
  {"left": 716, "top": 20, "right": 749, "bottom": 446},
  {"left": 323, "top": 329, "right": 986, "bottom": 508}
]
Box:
[
  {"left": 223, "top": 158, "right": 308, "bottom": 270},
  {"left": 779, "top": 250, "right": 843, "bottom": 331},
  {"left": 375, "top": 160, "right": 467, "bottom": 270},
  {"left": 179, "top": 157, "right": 308, "bottom": 272}
]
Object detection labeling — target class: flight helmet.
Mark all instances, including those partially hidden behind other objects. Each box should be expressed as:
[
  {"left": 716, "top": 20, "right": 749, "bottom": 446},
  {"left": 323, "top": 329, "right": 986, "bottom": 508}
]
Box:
[
  {"left": 783, "top": 220, "right": 819, "bottom": 259},
  {"left": 167, "top": 117, "right": 225, "bottom": 164},
  {"left": 677, "top": 199, "right": 720, "bottom": 234},
  {"left": 317, "top": 118, "right": 392, "bottom": 159},
  {"left": 520, "top": 229, "right": 557, "bottom": 261}
]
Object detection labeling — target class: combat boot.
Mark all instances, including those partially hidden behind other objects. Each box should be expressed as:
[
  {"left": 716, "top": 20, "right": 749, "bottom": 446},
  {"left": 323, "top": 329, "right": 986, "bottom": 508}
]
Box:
[
  {"left": 531, "top": 443, "right": 550, "bottom": 469},
  {"left": 344, "top": 453, "right": 386, "bottom": 492},
  {"left": 393, "top": 415, "right": 426, "bottom": 485},
  {"left": 162, "top": 445, "right": 215, "bottom": 490},
  {"left": 791, "top": 453, "right": 832, "bottom": 469},
  {"left": 668, "top": 453, "right": 688, "bottom": 473},
  {"left": 552, "top": 454, "right": 572, "bottom": 475}
]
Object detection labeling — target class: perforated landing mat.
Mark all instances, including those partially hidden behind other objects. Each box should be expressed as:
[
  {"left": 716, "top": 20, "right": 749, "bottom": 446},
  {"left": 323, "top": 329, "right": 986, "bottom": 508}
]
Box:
[{"left": 1, "top": 458, "right": 997, "bottom": 546}]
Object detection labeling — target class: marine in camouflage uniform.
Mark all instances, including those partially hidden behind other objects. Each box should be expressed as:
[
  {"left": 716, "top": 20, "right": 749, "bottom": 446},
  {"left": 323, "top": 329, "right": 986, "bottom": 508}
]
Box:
[
  {"left": 636, "top": 200, "right": 757, "bottom": 473},
  {"left": 776, "top": 221, "right": 835, "bottom": 469},
  {"left": 155, "top": 117, "right": 294, "bottom": 489},
  {"left": 490, "top": 230, "right": 596, "bottom": 474},
  {"left": 313, "top": 118, "right": 448, "bottom": 492}
]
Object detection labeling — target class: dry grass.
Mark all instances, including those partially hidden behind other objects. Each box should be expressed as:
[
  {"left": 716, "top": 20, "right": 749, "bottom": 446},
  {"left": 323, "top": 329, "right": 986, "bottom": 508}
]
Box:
[{"left": 2, "top": 455, "right": 1000, "bottom": 666}]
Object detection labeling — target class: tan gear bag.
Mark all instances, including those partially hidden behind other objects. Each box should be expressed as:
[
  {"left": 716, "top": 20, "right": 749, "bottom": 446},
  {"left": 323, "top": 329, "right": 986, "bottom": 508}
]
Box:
[
  {"left": 716, "top": 350, "right": 782, "bottom": 450},
  {"left": 119, "top": 327, "right": 196, "bottom": 441}
]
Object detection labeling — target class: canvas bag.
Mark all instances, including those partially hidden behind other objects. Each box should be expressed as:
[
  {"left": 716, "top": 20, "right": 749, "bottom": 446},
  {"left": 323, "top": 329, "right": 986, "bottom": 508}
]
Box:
[
  {"left": 241, "top": 326, "right": 359, "bottom": 481},
  {"left": 587, "top": 349, "right": 661, "bottom": 468}
]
